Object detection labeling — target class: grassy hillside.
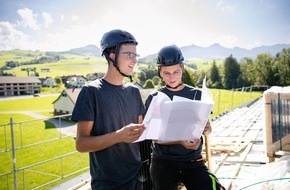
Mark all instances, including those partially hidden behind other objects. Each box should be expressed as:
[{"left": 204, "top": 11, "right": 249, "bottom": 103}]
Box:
[
  {"left": 0, "top": 49, "right": 45, "bottom": 68},
  {"left": 185, "top": 59, "right": 224, "bottom": 72},
  {"left": 1, "top": 51, "right": 109, "bottom": 78},
  {"left": 0, "top": 50, "right": 223, "bottom": 79}
]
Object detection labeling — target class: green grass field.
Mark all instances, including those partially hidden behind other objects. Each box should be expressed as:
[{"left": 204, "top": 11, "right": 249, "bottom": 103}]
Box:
[
  {"left": 0, "top": 95, "right": 57, "bottom": 112},
  {"left": 210, "top": 89, "right": 262, "bottom": 117},
  {"left": 0, "top": 95, "right": 89, "bottom": 190}
]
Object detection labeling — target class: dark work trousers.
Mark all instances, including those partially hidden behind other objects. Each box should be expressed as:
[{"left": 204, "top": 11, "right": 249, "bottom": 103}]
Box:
[{"left": 150, "top": 156, "right": 225, "bottom": 190}]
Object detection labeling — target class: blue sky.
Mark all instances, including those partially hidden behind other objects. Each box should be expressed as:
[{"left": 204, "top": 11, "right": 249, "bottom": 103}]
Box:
[{"left": 0, "top": 0, "right": 289, "bottom": 56}]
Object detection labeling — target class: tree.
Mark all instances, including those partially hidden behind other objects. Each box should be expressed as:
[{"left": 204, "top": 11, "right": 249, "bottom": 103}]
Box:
[
  {"left": 196, "top": 70, "right": 206, "bottom": 87},
  {"left": 239, "top": 57, "right": 255, "bottom": 86},
  {"left": 183, "top": 68, "right": 196, "bottom": 86},
  {"left": 223, "top": 55, "right": 240, "bottom": 89},
  {"left": 209, "top": 60, "right": 222, "bottom": 88},
  {"left": 274, "top": 48, "right": 290, "bottom": 86},
  {"left": 138, "top": 65, "right": 158, "bottom": 85},
  {"left": 54, "top": 76, "right": 63, "bottom": 88},
  {"left": 254, "top": 53, "right": 274, "bottom": 86},
  {"left": 143, "top": 79, "right": 155, "bottom": 89},
  {"left": 132, "top": 72, "right": 141, "bottom": 84},
  {"left": 139, "top": 70, "right": 146, "bottom": 84},
  {"left": 152, "top": 76, "right": 160, "bottom": 86}
]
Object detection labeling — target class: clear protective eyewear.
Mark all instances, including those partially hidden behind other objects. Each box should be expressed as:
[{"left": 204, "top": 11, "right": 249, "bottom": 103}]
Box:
[{"left": 119, "top": 51, "right": 140, "bottom": 60}]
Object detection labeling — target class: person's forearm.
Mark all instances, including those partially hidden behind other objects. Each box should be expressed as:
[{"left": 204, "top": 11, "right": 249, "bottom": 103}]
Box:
[{"left": 76, "top": 131, "right": 120, "bottom": 152}]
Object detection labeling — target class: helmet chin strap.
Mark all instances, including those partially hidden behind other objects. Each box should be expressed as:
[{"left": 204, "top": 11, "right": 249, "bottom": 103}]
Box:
[
  {"left": 104, "top": 52, "right": 133, "bottom": 82},
  {"left": 111, "top": 58, "right": 133, "bottom": 82},
  {"left": 166, "top": 82, "right": 184, "bottom": 89}
]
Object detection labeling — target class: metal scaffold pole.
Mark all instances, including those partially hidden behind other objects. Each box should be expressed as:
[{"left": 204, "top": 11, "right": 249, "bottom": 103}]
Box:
[{"left": 10, "top": 117, "right": 18, "bottom": 190}]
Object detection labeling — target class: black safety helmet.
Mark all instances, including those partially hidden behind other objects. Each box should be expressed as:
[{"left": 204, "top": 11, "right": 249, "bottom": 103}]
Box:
[
  {"left": 157, "top": 45, "right": 184, "bottom": 67},
  {"left": 157, "top": 45, "right": 185, "bottom": 90},
  {"left": 100, "top": 29, "right": 138, "bottom": 56},
  {"left": 100, "top": 29, "right": 138, "bottom": 81}
]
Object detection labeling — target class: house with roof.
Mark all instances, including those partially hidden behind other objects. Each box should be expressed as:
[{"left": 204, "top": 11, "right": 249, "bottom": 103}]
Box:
[
  {"left": 85, "top": 72, "right": 105, "bottom": 81},
  {"left": 0, "top": 76, "right": 41, "bottom": 96},
  {"left": 39, "top": 77, "right": 56, "bottom": 87},
  {"left": 52, "top": 88, "right": 82, "bottom": 116},
  {"left": 63, "top": 75, "right": 87, "bottom": 88}
]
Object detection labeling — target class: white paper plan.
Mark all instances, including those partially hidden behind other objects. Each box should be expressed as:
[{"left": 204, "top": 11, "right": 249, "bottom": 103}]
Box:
[{"left": 135, "top": 77, "right": 214, "bottom": 143}]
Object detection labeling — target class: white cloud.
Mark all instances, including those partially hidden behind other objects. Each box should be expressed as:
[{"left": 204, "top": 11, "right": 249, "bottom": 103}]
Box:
[
  {"left": 36, "top": 23, "right": 98, "bottom": 51},
  {"left": 218, "top": 1, "right": 235, "bottom": 13},
  {"left": 42, "top": 12, "right": 53, "bottom": 28},
  {"left": 72, "top": 15, "right": 80, "bottom": 22},
  {"left": 0, "top": 21, "right": 29, "bottom": 50},
  {"left": 17, "top": 8, "right": 40, "bottom": 30}
]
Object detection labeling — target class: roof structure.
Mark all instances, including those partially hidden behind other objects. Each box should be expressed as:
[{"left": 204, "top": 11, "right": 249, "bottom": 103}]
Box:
[
  {"left": 0, "top": 76, "right": 41, "bottom": 84},
  {"left": 52, "top": 88, "right": 82, "bottom": 104}
]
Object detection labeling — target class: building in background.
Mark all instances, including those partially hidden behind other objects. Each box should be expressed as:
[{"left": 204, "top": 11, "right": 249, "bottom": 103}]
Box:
[{"left": 0, "top": 76, "right": 41, "bottom": 96}]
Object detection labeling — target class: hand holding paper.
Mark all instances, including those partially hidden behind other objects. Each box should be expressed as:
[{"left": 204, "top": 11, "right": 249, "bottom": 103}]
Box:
[{"left": 135, "top": 77, "right": 214, "bottom": 143}]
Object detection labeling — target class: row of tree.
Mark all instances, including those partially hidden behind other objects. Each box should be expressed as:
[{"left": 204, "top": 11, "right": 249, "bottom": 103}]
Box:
[
  {"left": 3, "top": 52, "right": 62, "bottom": 70},
  {"left": 137, "top": 47, "right": 290, "bottom": 89}
]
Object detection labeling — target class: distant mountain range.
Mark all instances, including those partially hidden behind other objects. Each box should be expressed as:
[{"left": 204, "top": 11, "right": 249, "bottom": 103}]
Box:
[
  {"left": 61, "top": 43, "right": 290, "bottom": 61},
  {"left": 180, "top": 43, "right": 290, "bottom": 61},
  {"left": 60, "top": 44, "right": 101, "bottom": 57}
]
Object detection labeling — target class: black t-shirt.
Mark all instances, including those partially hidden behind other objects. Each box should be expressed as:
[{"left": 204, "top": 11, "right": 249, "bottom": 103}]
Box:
[
  {"left": 144, "top": 85, "right": 203, "bottom": 161},
  {"left": 71, "top": 79, "right": 146, "bottom": 189}
]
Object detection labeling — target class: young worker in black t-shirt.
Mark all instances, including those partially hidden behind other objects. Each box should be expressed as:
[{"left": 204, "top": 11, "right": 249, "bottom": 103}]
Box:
[
  {"left": 144, "top": 45, "right": 225, "bottom": 190},
  {"left": 72, "top": 29, "right": 146, "bottom": 190}
]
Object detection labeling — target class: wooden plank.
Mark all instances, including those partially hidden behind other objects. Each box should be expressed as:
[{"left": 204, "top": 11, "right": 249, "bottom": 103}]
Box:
[
  {"left": 204, "top": 135, "right": 211, "bottom": 170},
  {"left": 209, "top": 137, "right": 251, "bottom": 153}
]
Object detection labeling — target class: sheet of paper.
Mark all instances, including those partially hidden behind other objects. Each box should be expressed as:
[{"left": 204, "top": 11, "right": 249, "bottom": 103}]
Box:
[
  {"left": 134, "top": 92, "right": 169, "bottom": 142},
  {"left": 134, "top": 77, "right": 214, "bottom": 143},
  {"left": 201, "top": 76, "right": 214, "bottom": 104},
  {"left": 159, "top": 100, "right": 212, "bottom": 141}
]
